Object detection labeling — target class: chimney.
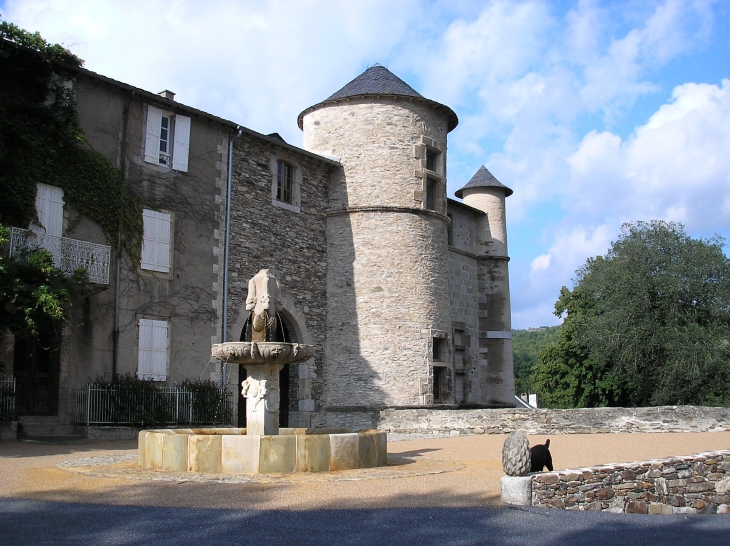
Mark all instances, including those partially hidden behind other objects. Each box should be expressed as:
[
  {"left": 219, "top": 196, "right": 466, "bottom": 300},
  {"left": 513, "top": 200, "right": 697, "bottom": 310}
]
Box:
[{"left": 158, "top": 90, "right": 175, "bottom": 101}]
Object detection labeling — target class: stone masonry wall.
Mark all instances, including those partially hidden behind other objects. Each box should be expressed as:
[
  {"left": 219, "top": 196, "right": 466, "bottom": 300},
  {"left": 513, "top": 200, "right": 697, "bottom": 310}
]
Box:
[
  {"left": 325, "top": 210, "right": 451, "bottom": 409},
  {"left": 227, "top": 132, "right": 332, "bottom": 427},
  {"left": 378, "top": 406, "right": 730, "bottom": 436},
  {"left": 532, "top": 450, "right": 730, "bottom": 514},
  {"left": 448, "top": 250, "right": 479, "bottom": 404}
]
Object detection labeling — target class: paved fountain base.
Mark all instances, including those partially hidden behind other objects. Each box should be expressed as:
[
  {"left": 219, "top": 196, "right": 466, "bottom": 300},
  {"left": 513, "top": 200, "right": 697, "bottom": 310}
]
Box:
[{"left": 138, "top": 428, "right": 387, "bottom": 474}]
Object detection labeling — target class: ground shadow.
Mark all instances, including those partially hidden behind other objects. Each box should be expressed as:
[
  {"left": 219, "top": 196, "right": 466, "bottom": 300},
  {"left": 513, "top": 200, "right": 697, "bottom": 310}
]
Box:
[{"left": 1, "top": 498, "right": 729, "bottom": 545}]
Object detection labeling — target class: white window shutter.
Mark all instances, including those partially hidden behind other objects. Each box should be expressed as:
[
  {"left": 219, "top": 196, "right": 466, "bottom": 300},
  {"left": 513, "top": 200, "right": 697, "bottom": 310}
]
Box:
[
  {"left": 172, "top": 115, "right": 191, "bottom": 172},
  {"left": 141, "top": 209, "right": 172, "bottom": 273},
  {"left": 145, "top": 106, "right": 163, "bottom": 164},
  {"left": 141, "top": 210, "right": 157, "bottom": 270},
  {"left": 34, "top": 183, "right": 64, "bottom": 237},
  {"left": 150, "top": 320, "right": 168, "bottom": 380},
  {"left": 138, "top": 318, "right": 168, "bottom": 381},
  {"left": 155, "top": 212, "right": 172, "bottom": 273},
  {"left": 138, "top": 319, "right": 154, "bottom": 378}
]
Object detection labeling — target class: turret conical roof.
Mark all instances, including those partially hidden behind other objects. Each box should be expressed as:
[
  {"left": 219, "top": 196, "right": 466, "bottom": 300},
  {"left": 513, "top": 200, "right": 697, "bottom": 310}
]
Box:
[
  {"left": 325, "top": 65, "right": 423, "bottom": 100},
  {"left": 455, "top": 166, "right": 513, "bottom": 198},
  {"left": 298, "top": 65, "right": 458, "bottom": 132}
]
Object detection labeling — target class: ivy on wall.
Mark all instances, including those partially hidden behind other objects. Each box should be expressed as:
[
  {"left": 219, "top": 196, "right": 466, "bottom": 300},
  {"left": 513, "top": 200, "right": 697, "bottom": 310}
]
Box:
[{"left": 0, "top": 21, "right": 143, "bottom": 259}]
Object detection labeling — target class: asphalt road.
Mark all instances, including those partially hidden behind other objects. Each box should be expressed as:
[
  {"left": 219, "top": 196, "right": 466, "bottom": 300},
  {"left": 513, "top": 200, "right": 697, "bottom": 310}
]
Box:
[{"left": 2, "top": 498, "right": 730, "bottom": 545}]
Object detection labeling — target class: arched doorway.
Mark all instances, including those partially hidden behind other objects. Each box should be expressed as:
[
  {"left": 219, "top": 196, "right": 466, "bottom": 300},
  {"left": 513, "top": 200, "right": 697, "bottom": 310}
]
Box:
[{"left": 232, "top": 296, "right": 312, "bottom": 429}]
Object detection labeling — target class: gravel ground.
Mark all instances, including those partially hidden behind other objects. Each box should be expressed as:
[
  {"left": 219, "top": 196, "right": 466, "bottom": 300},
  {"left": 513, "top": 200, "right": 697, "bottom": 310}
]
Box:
[{"left": 1, "top": 432, "right": 729, "bottom": 545}]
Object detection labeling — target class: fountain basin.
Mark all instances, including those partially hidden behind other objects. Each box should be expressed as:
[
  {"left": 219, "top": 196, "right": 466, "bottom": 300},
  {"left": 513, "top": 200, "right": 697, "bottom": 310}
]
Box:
[
  {"left": 211, "top": 342, "right": 314, "bottom": 365},
  {"left": 138, "top": 428, "right": 387, "bottom": 474}
]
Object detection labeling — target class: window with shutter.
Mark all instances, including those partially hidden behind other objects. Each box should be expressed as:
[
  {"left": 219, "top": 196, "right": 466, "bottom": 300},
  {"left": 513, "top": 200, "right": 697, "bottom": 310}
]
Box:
[
  {"left": 172, "top": 115, "right": 190, "bottom": 172},
  {"left": 141, "top": 209, "right": 172, "bottom": 273},
  {"left": 33, "top": 183, "right": 64, "bottom": 237},
  {"left": 144, "top": 105, "right": 191, "bottom": 172},
  {"left": 137, "top": 318, "right": 168, "bottom": 381}
]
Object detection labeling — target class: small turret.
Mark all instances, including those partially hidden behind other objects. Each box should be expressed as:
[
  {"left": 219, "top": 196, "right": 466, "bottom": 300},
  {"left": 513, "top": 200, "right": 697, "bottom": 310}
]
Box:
[
  {"left": 455, "top": 165, "right": 512, "bottom": 258},
  {"left": 455, "top": 166, "right": 515, "bottom": 407}
]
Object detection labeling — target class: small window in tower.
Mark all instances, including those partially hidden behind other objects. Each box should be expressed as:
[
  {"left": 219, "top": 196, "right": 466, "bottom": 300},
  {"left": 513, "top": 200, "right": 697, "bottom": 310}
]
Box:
[
  {"left": 426, "top": 177, "right": 438, "bottom": 211},
  {"left": 433, "top": 366, "right": 447, "bottom": 402},
  {"left": 432, "top": 337, "right": 443, "bottom": 361},
  {"left": 426, "top": 149, "right": 436, "bottom": 171},
  {"left": 447, "top": 213, "right": 454, "bottom": 245},
  {"left": 277, "top": 161, "right": 293, "bottom": 204}
]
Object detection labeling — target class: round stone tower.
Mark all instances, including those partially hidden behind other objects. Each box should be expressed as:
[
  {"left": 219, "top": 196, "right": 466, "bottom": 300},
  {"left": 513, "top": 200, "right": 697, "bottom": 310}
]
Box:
[
  {"left": 298, "top": 65, "right": 459, "bottom": 422},
  {"left": 455, "top": 166, "right": 515, "bottom": 407}
]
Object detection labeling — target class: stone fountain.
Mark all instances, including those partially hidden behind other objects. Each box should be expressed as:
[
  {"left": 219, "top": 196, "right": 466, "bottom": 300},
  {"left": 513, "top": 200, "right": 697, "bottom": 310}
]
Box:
[{"left": 138, "top": 269, "right": 387, "bottom": 474}]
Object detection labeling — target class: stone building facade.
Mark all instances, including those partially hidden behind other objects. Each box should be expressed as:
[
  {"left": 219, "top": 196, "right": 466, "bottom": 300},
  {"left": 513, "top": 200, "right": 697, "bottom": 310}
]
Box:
[
  {"left": 3, "top": 53, "right": 515, "bottom": 429},
  {"left": 224, "top": 66, "right": 517, "bottom": 428}
]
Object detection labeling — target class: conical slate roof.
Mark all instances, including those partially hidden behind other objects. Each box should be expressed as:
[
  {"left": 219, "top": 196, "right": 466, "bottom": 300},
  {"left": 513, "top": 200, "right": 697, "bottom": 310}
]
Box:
[
  {"left": 298, "top": 65, "right": 458, "bottom": 132},
  {"left": 325, "top": 65, "right": 423, "bottom": 101},
  {"left": 454, "top": 166, "right": 513, "bottom": 198}
]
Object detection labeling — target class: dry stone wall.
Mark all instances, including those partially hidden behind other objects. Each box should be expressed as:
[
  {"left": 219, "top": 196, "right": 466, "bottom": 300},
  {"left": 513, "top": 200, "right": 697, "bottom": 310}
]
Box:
[
  {"left": 378, "top": 406, "right": 730, "bottom": 436},
  {"left": 532, "top": 450, "right": 730, "bottom": 514}
]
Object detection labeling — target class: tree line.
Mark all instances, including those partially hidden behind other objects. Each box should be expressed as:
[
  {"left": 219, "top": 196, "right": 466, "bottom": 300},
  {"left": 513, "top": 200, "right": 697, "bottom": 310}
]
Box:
[{"left": 515, "top": 221, "right": 730, "bottom": 408}]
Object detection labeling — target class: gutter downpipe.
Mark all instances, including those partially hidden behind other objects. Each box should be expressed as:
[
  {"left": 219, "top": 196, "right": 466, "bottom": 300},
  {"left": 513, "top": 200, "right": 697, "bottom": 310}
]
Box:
[
  {"left": 221, "top": 126, "right": 242, "bottom": 388},
  {"left": 112, "top": 90, "right": 135, "bottom": 380}
]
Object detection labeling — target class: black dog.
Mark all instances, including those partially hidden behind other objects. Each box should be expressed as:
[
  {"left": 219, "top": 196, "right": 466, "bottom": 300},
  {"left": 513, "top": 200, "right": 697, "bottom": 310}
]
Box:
[{"left": 530, "top": 439, "right": 553, "bottom": 472}]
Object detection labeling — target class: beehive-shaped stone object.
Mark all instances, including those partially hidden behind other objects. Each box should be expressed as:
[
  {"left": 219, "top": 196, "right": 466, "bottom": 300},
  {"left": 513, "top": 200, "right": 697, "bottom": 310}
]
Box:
[{"left": 502, "top": 431, "right": 531, "bottom": 476}]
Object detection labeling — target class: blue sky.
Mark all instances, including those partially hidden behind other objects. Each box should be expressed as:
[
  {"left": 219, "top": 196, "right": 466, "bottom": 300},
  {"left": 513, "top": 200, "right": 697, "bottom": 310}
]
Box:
[{"left": 2, "top": 0, "right": 729, "bottom": 328}]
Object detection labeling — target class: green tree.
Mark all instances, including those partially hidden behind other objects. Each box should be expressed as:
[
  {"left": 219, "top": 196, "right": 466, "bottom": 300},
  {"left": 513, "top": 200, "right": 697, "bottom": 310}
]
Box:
[
  {"left": 532, "top": 221, "right": 730, "bottom": 408},
  {"left": 0, "top": 226, "right": 85, "bottom": 339}
]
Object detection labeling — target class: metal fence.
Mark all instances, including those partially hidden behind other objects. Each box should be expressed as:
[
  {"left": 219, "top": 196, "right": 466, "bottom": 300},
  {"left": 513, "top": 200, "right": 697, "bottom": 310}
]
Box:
[
  {"left": 73, "top": 384, "right": 233, "bottom": 426},
  {"left": 0, "top": 376, "right": 15, "bottom": 420},
  {"left": 10, "top": 227, "right": 111, "bottom": 285}
]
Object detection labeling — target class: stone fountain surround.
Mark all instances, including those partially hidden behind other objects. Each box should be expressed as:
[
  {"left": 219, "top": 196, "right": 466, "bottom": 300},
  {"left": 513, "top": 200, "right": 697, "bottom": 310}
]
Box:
[
  {"left": 138, "top": 427, "right": 387, "bottom": 474},
  {"left": 137, "top": 269, "right": 388, "bottom": 475}
]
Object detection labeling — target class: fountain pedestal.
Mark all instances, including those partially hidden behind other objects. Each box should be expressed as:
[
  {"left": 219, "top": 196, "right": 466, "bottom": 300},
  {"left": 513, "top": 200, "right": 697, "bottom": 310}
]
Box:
[{"left": 240, "top": 363, "right": 284, "bottom": 436}]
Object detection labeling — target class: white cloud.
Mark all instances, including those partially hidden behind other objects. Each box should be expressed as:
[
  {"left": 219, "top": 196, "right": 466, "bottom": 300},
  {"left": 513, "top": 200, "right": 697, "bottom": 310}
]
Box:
[
  {"left": 4, "top": 0, "right": 726, "bottom": 330},
  {"left": 566, "top": 79, "right": 730, "bottom": 230},
  {"left": 3, "top": 0, "right": 422, "bottom": 142},
  {"left": 515, "top": 78, "right": 730, "bottom": 327}
]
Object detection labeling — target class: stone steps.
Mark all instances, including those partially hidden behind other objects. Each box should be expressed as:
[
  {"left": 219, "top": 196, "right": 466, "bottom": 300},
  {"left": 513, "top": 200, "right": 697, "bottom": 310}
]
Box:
[{"left": 17, "top": 416, "right": 84, "bottom": 442}]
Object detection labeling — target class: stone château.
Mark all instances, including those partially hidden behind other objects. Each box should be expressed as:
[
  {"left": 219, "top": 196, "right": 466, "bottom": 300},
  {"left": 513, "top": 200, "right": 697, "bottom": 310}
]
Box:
[{"left": 1, "top": 46, "right": 515, "bottom": 430}]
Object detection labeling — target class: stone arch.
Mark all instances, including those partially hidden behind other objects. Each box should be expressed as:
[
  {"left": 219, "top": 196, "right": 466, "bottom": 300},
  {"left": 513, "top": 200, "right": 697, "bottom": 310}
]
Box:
[
  {"left": 230, "top": 293, "right": 313, "bottom": 428},
  {"left": 231, "top": 294, "right": 312, "bottom": 346}
]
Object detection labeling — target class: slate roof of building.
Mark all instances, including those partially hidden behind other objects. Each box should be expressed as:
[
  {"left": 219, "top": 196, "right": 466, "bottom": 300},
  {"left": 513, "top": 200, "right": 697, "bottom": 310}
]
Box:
[
  {"left": 454, "top": 165, "right": 513, "bottom": 198},
  {"left": 298, "top": 65, "right": 458, "bottom": 132}
]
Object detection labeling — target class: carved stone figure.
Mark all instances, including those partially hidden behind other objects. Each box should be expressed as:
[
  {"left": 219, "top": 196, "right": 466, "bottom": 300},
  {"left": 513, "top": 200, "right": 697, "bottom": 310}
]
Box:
[
  {"left": 241, "top": 377, "right": 280, "bottom": 414},
  {"left": 502, "top": 431, "right": 532, "bottom": 476},
  {"left": 245, "top": 269, "right": 283, "bottom": 342}
]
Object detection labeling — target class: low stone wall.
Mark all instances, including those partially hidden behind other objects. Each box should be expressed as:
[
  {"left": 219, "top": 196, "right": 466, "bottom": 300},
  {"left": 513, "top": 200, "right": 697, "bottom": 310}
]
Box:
[
  {"left": 378, "top": 406, "right": 730, "bottom": 436},
  {"left": 531, "top": 450, "right": 730, "bottom": 514}
]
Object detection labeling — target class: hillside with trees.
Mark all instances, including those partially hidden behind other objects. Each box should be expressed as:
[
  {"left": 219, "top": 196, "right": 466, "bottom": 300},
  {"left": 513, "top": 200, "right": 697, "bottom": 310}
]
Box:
[
  {"left": 531, "top": 221, "right": 730, "bottom": 408},
  {"left": 512, "top": 325, "right": 561, "bottom": 396}
]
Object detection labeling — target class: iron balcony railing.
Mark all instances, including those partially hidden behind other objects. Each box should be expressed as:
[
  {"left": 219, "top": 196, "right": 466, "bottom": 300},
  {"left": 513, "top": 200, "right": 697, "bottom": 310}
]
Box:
[
  {"left": 0, "top": 376, "right": 16, "bottom": 421},
  {"left": 9, "top": 227, "right": 111, "bottom": 285},
  {"left": 72, "top": 384, "right": 233, "bottom": 426}
]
